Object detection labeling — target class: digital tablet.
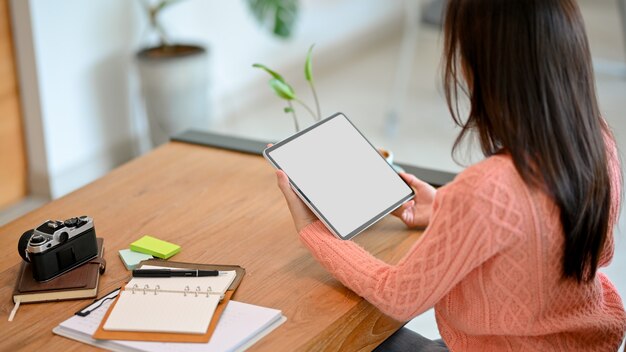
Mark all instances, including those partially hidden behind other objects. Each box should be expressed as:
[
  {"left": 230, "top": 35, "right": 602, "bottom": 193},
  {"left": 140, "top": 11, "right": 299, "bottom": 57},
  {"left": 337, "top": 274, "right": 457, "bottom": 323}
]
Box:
[{"left": 264, "top": 113, "right": 415, "bottom": 240}]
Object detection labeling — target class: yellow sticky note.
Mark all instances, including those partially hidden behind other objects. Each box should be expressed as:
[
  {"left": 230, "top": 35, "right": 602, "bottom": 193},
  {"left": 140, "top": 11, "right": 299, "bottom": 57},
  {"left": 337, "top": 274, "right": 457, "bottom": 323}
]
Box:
[{"left": 130, "top": 235, "right": 181, "bottom": 259}]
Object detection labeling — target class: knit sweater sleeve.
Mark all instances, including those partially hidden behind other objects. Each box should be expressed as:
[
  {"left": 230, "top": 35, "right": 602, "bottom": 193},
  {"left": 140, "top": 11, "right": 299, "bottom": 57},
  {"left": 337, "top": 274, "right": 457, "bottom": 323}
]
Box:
[{"left": 299, "top": 164, "right": 526, "bottom": 322}]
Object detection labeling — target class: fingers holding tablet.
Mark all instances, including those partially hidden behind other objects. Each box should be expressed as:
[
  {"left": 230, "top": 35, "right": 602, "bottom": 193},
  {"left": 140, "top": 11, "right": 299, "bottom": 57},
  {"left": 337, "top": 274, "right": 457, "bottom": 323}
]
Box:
[
  {"left": 275, "top": 170, "right": 318, "bottom": 233},
  {"left": 391, "top": 173, "right": 436, "bottom": 229}
]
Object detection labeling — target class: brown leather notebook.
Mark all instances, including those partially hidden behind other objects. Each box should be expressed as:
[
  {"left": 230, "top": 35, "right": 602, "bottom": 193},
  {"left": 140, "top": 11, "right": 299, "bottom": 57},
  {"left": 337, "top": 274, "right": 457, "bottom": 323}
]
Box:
[
  {"left": 13, "top": 238, "right": 106, "bottom": 303},
  {"left": 92, "top": 259, "right": 245, "bottom": 343}
]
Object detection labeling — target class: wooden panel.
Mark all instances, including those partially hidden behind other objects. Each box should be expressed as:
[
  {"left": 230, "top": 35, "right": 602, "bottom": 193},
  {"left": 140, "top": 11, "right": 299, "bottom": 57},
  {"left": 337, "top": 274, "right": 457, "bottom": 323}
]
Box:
[
  {"left": 0, "top": 0, "right": 27, "bottom": 208},
  {"left": 0, "top": 142, "right": 422, "bottom": 351}
]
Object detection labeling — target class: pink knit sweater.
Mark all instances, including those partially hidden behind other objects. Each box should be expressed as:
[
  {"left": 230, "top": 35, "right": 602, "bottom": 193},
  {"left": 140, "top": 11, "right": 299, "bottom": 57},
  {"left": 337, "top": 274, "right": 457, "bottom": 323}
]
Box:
[{"left": 299, "top": 145, "right": 626, "bottom": 350}]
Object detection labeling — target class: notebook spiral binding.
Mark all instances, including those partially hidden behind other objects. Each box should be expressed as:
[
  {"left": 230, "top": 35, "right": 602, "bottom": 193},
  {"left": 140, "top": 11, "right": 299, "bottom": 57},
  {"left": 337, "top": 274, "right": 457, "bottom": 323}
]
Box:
[{"left": 130, "top": 284, "right": 217, "bottom": 297}]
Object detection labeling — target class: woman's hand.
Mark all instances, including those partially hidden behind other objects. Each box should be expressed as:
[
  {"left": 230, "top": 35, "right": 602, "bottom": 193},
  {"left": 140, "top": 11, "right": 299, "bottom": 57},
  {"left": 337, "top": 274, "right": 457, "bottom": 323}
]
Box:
[
  {"left": 276, "top": 170, "right": 318, "bottom": 233},
  {"left": 391, "top": 173, "right": 436, "bottom": 229}
]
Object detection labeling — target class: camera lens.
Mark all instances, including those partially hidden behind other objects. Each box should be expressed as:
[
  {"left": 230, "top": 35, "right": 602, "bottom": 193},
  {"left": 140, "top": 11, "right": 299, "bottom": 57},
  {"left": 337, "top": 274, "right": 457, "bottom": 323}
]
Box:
[{"left": 18, "top": 230, "right": 34, "bottom": 262}]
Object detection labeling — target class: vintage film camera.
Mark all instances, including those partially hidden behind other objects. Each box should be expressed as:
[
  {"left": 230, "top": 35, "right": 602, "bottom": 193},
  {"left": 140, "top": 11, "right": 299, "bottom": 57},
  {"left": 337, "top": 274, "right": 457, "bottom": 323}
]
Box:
[{"left": 17, "top": 216, "right": 98, "bottom": 281}]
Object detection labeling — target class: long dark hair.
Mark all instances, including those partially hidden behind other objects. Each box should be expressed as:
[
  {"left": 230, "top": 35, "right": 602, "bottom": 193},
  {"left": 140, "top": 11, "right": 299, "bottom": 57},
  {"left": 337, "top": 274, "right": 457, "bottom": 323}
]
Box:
[{"left": 443, "top": 0, "right": 615, "bottom": 282}]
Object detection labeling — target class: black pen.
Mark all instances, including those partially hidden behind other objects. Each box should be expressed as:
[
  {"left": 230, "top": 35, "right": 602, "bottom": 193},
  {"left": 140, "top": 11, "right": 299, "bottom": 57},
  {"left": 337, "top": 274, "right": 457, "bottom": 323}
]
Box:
[{"left": 132, "top": 269, "right": 220, "bottom": 278}]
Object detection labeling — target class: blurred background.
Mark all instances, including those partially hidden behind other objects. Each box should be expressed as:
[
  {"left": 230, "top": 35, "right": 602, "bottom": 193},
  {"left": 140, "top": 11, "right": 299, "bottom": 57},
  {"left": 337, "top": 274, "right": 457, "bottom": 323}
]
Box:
[{"left": 1, "top": 0, "right": 625, "bottom": 343}]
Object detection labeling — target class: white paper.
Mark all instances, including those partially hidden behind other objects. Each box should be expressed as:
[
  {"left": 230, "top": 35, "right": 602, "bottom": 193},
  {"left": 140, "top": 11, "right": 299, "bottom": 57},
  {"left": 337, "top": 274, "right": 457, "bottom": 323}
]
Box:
[
  {"left": 56, "top": 296, "right": 285, "bottom": 352},
  {"left": 103, "top": 290, "right": 220, "bottom": 334}
]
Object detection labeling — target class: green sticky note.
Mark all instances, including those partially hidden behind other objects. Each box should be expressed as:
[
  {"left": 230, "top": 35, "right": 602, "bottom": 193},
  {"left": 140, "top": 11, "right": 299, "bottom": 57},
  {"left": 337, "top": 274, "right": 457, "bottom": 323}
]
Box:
[
  {"left": 130, "top": 235, "right": 181, "bottom": 259},
  {"left": 118, "top": 249, "right": 153, "bottom": 270}
]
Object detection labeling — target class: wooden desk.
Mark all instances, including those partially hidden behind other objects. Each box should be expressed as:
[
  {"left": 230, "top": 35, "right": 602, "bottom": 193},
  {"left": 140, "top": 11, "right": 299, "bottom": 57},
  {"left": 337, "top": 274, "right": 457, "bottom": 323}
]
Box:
[{"left": 0, "top": 142, "right": 422, "bottom": 351}]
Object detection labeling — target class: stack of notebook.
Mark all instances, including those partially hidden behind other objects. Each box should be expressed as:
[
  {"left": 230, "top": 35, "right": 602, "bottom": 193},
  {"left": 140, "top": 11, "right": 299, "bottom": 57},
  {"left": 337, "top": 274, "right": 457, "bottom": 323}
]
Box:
[
  {"left": 13, "top": 238, "right": 105, "bottom": 304},
  {"left": 13, "top": 238, "right": 104, "bottom": 303},
  {"left": 54, "top": 295, "right": 286, "bottom": 352},
  {"left": 10, "top": 238, "right": 106, "bottom": 322},
  {"left": 53, "top": 260, "right": 286, "bottom": 351},
  {"left": 93, "top": 261, "right": 241, "bottom": 342}
]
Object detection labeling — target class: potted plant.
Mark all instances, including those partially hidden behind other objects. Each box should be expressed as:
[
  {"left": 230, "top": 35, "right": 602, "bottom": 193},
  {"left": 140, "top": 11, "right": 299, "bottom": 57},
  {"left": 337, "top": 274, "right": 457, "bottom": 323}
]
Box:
[
  {"left": 137, "top": 0, "right": 299, "bottom": 147},
  {"left": 136, "top": 0, "right": 209, "bottom": 147}
]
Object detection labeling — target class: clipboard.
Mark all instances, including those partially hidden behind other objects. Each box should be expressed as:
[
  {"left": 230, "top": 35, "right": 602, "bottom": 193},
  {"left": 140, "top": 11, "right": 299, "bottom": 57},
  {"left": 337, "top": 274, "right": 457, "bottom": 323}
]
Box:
[{"left": 92, "top": 260, "right": 245, "bottom": 343}]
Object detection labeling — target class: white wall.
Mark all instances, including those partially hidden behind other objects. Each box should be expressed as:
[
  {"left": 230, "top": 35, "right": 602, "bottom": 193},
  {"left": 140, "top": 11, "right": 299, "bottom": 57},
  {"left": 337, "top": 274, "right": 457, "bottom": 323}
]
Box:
[
  {"left": 11, "top": 0, "right": 141, "bottom": 199},
  {"left": 11, "top": 0, "right": 403, "bottom": 199}
]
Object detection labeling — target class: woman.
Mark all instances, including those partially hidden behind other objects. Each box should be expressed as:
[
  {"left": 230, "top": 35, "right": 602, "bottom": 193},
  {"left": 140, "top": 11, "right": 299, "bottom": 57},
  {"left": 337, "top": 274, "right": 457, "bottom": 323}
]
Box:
[{"left": 275, "top": 0, "right": 626, "bottom": 351}]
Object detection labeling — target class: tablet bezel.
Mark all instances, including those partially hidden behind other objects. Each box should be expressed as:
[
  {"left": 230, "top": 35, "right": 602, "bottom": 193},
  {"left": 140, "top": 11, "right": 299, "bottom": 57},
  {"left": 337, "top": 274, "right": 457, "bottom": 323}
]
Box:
[{"left": 264, "top": 112, "right": 415, "bottom": 240}]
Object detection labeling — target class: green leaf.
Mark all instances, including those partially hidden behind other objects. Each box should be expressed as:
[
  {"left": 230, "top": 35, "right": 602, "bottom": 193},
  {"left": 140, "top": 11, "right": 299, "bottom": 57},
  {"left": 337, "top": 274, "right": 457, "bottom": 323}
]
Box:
[
  {"left": 305, "top": 44, "right": 315, "bottom": 82},
  {"left": 269, "top": 79, "right": 295, "bottom": 100},
  {"left": 246, "top": 0, "right": 298, "bottom": 39},
  {"left": 252, "top": 63, "right": 286, "bottom": 83},
  {"left": 273, "top": 0, "right": 297, "bottom": 38},
  {"left": 283, "top": 107, "right": 294, "bottom": 113}
]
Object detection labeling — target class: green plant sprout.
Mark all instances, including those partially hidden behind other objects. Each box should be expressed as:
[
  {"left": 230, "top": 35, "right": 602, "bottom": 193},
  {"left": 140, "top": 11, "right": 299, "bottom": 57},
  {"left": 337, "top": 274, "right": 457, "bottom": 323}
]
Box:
[{"left": 252, "top": 44, "right": 321, "bottom": 132}]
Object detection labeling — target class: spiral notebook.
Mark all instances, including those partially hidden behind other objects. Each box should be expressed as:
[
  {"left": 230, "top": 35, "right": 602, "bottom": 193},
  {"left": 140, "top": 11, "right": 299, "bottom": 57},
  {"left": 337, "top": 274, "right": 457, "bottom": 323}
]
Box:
[
  {"left": 54, "top": 290, "right": 286, "bottom": 352},
  {"left": 97, "top": 266, "right": 236, "bottom": 337}
]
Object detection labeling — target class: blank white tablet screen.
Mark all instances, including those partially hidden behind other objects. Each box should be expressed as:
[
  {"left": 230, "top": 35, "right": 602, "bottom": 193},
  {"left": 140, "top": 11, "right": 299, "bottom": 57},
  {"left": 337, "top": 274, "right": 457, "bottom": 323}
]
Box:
[{"left": 267, "top": 114, "right": 413, "bottom": 239}]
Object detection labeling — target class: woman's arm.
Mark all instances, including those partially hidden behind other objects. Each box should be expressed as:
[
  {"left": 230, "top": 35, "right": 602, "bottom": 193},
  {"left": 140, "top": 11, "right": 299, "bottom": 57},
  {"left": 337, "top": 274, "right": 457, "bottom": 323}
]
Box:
[{"left": 297, "top": 166, "right": 527, "bottom": 321}]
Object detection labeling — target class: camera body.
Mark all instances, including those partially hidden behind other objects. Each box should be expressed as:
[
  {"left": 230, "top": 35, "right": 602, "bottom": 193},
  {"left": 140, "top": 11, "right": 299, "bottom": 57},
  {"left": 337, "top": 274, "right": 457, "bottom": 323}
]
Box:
[{"left": 18, "top": 216, "right": 98, "bottom": 281}]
